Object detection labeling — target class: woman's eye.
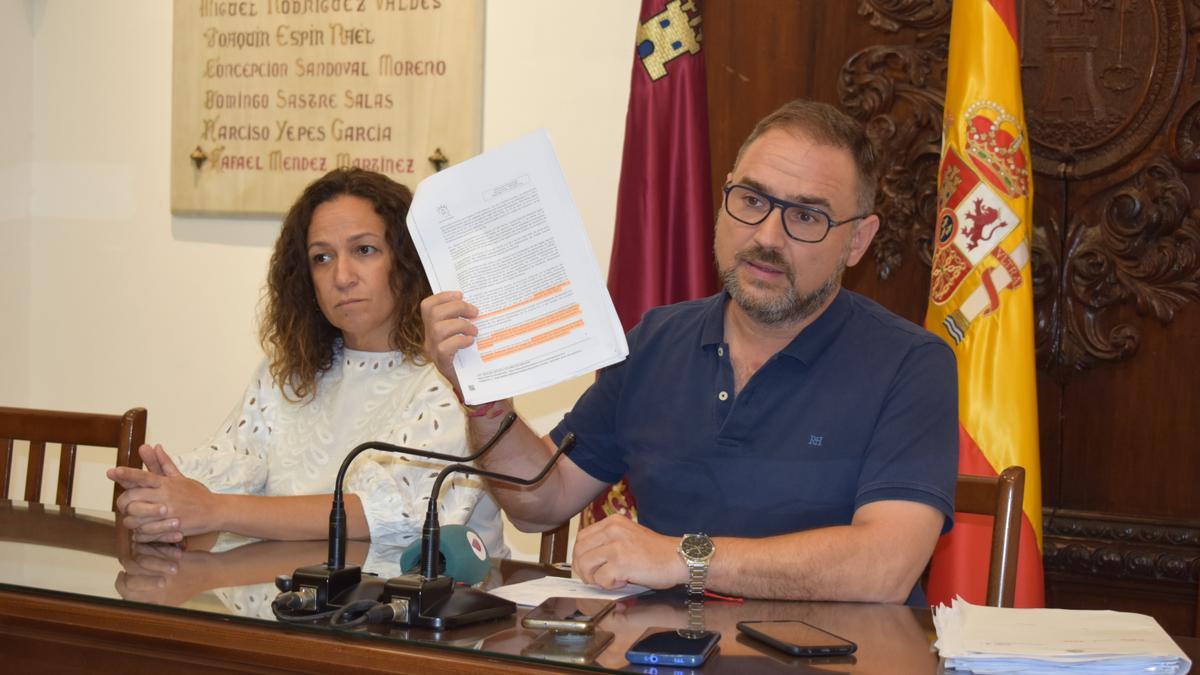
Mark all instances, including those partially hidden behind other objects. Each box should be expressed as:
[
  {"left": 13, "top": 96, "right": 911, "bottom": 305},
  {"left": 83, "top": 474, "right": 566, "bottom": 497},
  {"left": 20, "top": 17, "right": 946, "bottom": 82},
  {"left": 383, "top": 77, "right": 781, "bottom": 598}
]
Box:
[
  {"left": 311, "top": 253, "right": 332, "bottom": 264},
  {"left": 356, "top": 245, "right": 378, "bottom": 255}
]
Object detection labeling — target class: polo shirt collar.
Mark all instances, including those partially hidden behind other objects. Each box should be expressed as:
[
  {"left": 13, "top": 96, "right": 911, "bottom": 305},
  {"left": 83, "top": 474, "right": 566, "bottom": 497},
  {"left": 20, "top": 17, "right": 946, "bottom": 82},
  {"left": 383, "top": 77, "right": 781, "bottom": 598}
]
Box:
[
  {"left": 779, "top": 289, "right": 851, "bottom": 365},
  {"left": 699, "top": 292, "right": 729, "bottom": 348},
  {"left": 699, "top": 289, "right": 852, "bottom": 366}
]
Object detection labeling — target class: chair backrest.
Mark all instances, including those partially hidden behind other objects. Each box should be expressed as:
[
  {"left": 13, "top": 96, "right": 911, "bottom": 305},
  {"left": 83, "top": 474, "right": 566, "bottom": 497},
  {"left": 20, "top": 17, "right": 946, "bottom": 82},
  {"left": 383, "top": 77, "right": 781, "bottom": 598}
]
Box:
[
  {"left": 953, "top": 466, "right": 1026, "bottom": 607},
  {"left": 0, "top": 406, "right": 147, "bottom": 511},
  {"left": 540, "top": 466, "right": 1028, "bottom": 608},
  {"left": 540, "top": 519, "right": 571, "bottom": 565},
  {"left": 540, "top": 479, "right": 637, "bottom": 565}
]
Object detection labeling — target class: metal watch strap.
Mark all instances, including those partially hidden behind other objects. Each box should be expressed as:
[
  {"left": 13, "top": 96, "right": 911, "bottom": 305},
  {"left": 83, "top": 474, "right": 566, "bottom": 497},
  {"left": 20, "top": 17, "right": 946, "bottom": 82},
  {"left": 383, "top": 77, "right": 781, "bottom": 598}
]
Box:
[
  {"left": 686, "top": 560, "right": 708, "bottom": 597},
  {"left": 684, "top": 597, "right": 707, "bottom": 636}
]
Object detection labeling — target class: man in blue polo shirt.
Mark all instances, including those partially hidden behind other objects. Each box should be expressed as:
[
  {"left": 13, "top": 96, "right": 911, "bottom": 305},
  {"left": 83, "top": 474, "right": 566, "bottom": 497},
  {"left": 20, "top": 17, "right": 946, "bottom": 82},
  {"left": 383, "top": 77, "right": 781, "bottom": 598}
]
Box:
[{"left": 422, "top": 99, "right": 957, "bottom": 605}]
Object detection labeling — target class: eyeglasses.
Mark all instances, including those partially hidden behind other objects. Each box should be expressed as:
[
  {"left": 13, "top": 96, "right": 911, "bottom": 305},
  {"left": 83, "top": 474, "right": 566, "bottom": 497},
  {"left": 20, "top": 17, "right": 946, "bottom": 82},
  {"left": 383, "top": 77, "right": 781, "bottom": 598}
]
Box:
[{"left": 722, "top": 183, "right": 868, "bottom": 243}]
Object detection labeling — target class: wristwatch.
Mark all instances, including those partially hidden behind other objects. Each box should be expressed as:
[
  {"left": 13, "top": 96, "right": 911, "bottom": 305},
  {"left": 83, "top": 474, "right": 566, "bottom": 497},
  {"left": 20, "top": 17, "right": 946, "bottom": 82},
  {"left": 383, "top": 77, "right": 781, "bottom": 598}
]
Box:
[{"left": 677, "top": 533, "right": 715, "bottom": 597}]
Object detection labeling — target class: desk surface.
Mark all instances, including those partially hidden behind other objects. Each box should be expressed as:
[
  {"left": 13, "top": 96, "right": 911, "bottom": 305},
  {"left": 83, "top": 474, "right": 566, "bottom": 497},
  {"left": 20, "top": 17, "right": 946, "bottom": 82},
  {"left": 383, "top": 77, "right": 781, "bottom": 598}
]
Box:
[{"left": 1, "top": 500, "right": 1195, "bottom": 673}]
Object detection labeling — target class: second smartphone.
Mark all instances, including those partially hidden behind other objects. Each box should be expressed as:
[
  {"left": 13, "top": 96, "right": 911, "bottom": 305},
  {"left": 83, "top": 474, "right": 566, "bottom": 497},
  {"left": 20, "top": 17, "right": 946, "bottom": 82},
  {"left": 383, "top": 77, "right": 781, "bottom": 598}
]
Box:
[
  {"left": 736, "top": 619, "right": 857, "bottom": 656},
  {"left": 625, "top": 627, "right": 721, "bottom": 667},
  {"left": 521, "top": 597, "right": 616, "bottom": 633},
  {"left": 521, "top": 630, "right": 614, "bottom": 665}
]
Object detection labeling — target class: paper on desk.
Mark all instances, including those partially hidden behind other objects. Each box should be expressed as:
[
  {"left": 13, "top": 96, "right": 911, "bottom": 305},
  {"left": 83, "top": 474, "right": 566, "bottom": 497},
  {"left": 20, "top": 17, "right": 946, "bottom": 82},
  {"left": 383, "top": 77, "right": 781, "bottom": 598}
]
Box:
[
  {"left": 933, "top": 596, "right": 1191, "bottom": 674},
  {"left": 488, "top": 575, "right": 650, "bottom": 607},
  {"left": 406, "top": 130, "right": 628, "bottom": 405}
]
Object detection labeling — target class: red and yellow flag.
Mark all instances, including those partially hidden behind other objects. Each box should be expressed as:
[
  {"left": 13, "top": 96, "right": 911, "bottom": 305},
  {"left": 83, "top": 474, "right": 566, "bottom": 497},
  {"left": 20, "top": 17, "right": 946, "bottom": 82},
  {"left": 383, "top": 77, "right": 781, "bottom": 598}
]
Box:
[
  {"left": 607, "top": 0, "right": 717, "bottom": 333},
  {"left": 924, "top": 0, "right": 1044, "bottom": 607}
]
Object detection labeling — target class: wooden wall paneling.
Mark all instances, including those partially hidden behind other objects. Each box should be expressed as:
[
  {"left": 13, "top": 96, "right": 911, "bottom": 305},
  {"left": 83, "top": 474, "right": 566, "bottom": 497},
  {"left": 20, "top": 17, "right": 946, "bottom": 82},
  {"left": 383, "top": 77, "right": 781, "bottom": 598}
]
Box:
[
  {"left": 835, "top": 7, "right": 949, "bottom": 325},
  {"left": 1057, "top": 313, "right": 1200, "bottom": 516},
  {"left": 1026, "top": 0, "right": 1200, "bottom": 634},
  {"left": 1021, "top": 0, "right": 1200, "bottom": 517},
  {"left": 1043, "top": 508, "right": 1200, "bottom": 636},
  {"left": 1031, "top": 176, "right": 1067, "bottom": 509},
  {"left": 1046, "top": 577, "right": 1197, "bottom": 638},
  {"left": 705, "top": 0, "right": 825, "bottom": 193}
]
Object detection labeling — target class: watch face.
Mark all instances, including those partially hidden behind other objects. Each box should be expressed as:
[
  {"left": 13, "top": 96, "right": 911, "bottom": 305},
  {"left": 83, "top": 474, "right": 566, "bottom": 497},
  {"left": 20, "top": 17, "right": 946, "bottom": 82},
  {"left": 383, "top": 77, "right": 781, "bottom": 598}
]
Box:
[{"left": 681, "top": 535, "right": 713, "bottom": 560}]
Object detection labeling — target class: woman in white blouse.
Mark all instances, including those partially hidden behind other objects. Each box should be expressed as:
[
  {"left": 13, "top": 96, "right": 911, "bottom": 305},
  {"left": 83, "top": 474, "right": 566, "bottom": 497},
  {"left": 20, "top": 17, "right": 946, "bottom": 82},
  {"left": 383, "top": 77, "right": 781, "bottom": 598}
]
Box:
[{"left": 108, "top": 169, "right": 506, "bottom": 556}]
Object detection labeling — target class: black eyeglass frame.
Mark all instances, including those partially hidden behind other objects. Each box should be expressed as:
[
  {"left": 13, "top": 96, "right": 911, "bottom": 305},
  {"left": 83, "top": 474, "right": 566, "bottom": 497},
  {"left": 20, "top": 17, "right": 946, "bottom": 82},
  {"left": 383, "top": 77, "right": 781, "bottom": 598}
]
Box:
[{"left": 721, "top": 183, "right": 870, "bottom": 243}]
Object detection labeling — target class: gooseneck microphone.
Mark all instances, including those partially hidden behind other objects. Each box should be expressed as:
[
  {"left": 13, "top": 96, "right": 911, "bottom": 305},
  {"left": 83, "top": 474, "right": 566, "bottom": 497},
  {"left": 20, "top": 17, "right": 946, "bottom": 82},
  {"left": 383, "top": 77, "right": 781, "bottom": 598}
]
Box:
[
  {"left": 370, "top": 431, "right": 578, "bottom": 630},
  {"left": 420, "top": 432, "right": 576, "bottom": 579},
  {"left": 272, "top": 412, "right": 517, "bottom": 622},
  {"left": 328, "top": 412, "right": 517, "bottom": 570}
]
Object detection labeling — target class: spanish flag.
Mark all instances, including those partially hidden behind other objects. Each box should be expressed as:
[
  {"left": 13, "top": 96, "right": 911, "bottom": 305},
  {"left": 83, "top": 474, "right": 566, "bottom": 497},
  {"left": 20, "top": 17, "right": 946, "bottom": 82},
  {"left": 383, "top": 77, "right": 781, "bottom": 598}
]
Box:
[{"left": 924, "top": 0, "right": 1045, "bottom": 607}]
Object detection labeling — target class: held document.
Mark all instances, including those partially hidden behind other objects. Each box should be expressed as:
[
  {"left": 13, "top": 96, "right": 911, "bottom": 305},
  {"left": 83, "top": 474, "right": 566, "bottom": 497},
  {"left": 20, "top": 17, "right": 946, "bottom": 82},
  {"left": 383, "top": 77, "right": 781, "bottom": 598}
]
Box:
[{"left": 407, "top": 130, "right": 628, "bottom": 405}]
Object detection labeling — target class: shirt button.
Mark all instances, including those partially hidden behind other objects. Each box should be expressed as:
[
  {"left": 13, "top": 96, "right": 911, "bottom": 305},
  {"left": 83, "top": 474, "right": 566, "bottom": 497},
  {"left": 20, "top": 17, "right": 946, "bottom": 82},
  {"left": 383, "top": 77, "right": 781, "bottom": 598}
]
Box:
[
  {"left": 718, "top": 391, "right": 729, "bottom": 401},
  {"left": 717, "top": 346, "right": 724, "bottom": 357}
]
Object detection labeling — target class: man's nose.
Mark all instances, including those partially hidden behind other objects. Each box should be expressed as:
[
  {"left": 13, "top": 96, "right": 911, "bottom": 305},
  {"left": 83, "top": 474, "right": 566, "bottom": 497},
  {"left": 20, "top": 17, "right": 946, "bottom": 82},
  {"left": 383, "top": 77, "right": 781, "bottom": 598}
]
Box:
[{"left": 753, "top": 205, "right": 790, "bottom": 249}]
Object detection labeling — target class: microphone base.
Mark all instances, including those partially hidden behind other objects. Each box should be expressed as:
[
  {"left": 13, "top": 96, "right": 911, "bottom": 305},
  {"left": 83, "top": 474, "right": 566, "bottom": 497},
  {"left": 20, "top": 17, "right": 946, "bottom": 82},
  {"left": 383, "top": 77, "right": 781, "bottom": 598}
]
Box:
[
  {"left": 385, "top": 573, "right": 515, "bottom": 630},
  {"left": 285, "top": 564, "right": 365, "bottom": 611}
]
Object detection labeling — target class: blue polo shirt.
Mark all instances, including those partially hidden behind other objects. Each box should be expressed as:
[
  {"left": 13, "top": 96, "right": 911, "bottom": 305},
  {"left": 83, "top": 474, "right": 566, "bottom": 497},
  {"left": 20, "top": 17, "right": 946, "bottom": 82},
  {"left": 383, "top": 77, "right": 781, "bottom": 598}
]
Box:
[{"left": 550, "top": 290, "right": 958, "bottom": 603}]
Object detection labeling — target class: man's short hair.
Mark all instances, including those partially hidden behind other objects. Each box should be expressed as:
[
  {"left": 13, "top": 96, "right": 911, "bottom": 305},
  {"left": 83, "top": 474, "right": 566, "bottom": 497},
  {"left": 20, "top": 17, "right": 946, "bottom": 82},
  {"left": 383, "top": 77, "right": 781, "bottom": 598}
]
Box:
[{"left": 733, "top": 99, "right": 879, "bottom": 214}]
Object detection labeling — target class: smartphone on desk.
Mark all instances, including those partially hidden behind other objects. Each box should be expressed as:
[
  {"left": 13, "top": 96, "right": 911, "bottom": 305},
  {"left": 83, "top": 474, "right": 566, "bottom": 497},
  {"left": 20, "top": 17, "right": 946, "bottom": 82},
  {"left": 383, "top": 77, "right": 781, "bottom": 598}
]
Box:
[
  {"left": 625, "top": 627, "right": 720, "bottom": 667},
  {"left": 520, "top": 596, "right": 615, "bottom": 633},
  {"left": 520, "top": 629, "right": 614, "bottom": 665},
  {"left": 737, "top": 619, "right": 857, "bottom": 656},
  {"left": 734, "top": 633, "right": 858, "bottom": 667}
]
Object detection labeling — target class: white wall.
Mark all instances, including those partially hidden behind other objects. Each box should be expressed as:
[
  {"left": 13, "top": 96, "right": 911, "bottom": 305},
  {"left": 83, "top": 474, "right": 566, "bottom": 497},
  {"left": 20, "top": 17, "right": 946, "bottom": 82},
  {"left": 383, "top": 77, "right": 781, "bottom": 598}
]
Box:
[
  {"left": 4, "top": 0, "right": 639, "bottom": 561},
  {"left": 0, "top": 0, "right": 36, "bottom": 406}
]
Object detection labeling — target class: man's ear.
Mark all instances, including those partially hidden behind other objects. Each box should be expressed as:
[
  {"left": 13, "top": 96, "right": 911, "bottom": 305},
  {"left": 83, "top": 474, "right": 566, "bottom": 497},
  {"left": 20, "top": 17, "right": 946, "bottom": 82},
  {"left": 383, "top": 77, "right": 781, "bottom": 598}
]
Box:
[{"left": 845, "top": 214, "right": 880, "bottom": 268}]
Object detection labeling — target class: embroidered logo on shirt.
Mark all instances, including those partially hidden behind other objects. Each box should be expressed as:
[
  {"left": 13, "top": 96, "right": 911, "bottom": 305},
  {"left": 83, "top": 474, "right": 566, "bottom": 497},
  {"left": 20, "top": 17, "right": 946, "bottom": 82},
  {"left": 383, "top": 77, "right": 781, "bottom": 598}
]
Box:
[{"left": 808, "top": 435, "right": 823, "bottom": 447}]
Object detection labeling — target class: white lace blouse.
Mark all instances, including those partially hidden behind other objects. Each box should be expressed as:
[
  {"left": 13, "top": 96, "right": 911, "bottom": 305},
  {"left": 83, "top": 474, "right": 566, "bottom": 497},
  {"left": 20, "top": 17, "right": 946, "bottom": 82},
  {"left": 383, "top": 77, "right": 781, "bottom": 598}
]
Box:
[{"left": 172, "top": 346, "right": 507, "bottom": 556}]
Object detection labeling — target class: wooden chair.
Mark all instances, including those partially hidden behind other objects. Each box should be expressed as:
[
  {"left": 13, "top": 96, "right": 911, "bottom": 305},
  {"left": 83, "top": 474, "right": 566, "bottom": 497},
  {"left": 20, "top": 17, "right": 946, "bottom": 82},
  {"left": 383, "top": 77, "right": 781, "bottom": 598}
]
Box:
[
  {"left": 539, "top": 518, "right": 571, "bottom": 565},
  {"left": 538, "top": 466, "right": 1027, "bottom": 608},
  {"left": 955, "top": 465, "right": 1025, "bottom": 607},
  {"left": 0, "top": 406, "right": 147, "bottom": 511}
]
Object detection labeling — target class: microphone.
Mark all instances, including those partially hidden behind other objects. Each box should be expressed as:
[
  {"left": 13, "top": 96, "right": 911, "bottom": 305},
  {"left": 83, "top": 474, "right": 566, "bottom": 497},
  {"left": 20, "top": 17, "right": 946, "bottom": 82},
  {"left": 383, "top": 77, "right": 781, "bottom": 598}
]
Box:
[
  {"left": 329, "top": 412, "right": 517, "bottom": 570},
  {"left": 398, "top": 523, "right": 491, "bottom": 586},
  {"left": 378, "top": 431, "right": 576, "bottom": 630},
  {"left": 272, "top": 412, "right": 517, "bottom": 621}
]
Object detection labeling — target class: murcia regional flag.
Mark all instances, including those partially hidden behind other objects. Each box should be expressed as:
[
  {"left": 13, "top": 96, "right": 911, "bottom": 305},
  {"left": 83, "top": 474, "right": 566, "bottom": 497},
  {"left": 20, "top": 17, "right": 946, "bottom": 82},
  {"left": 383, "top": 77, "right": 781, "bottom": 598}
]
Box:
[
  {"left": 584, "top": 0, "right": 716, "bottom": 527},
  {"left": 924, "top": 0, "right": 1045, "bottom": 608}
]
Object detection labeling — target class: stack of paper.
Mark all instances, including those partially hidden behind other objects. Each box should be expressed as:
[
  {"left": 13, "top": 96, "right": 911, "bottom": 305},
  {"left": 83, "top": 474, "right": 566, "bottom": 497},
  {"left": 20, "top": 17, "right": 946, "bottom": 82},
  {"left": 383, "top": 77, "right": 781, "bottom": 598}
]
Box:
[{"left": 933, "top": 597, "right": 1192, "bottom": 674}]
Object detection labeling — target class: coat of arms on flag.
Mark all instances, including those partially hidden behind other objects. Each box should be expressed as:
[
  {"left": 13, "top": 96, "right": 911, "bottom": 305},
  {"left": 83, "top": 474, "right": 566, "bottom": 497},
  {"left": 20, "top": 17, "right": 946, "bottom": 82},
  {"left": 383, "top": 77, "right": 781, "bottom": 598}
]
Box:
[{"left": 924, "top": 0, "right": 1045, "bottom": 609}]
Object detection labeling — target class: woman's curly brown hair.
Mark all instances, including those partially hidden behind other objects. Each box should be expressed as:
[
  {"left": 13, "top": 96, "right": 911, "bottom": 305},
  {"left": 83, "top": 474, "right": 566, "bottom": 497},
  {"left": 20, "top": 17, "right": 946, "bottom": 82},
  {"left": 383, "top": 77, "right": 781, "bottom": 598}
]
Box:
[{"left": 260, "top": 168, "right": 431, "bottom": 401}]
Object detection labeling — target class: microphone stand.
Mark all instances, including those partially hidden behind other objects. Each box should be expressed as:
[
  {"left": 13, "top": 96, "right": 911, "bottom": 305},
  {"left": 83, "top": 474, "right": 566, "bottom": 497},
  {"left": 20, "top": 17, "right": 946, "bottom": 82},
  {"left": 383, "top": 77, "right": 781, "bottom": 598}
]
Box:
[
  {"left": 381, "top": 432, "right": 577, "bottom": 630},
  {"left": 273, "top": 413, "right": 518, "bottom": 619}
]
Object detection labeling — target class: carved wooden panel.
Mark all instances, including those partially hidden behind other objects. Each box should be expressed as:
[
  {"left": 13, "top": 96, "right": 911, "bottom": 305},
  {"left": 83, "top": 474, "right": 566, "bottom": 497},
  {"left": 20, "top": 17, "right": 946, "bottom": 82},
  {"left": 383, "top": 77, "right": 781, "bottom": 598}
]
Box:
[
  {"left": 1044, "top": 508, "right": 1200, "bottom": 636},
  {"left": 705, "top": 0, "right": 1200, "bottom": 634},
  {"left": 1037, "top": 158, "right": 1200, "bottom": 372},
  {"left": 1045, "top": 509, "right": 1200, "bottom": 585},
  {"left": 1023, "top": 0, "right": 1186, "bottom": 179}
]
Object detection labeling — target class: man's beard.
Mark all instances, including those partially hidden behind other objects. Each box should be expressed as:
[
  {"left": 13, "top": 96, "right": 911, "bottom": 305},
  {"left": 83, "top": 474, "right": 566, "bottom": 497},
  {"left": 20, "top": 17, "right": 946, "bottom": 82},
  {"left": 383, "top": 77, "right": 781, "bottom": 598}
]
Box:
[{"left": 719, "top": 244, "right": 846, "bottom": 327}]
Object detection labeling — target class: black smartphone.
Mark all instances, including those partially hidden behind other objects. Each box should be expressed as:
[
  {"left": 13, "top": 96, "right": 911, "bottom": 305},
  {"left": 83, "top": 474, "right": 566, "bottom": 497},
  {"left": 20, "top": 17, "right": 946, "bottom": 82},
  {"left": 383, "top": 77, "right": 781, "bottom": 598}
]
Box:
[
  {"left": 625, "top": 627, "right": 720, "bottom": 667},
  {"left": 736, "top": 619, "right": 857, "bottom": 656},
  {"left": 520, "top": 629, "right": 614, "bottom": 665},
  {"left": 520, "top": 596, "right": 615, "bottom": 633},
  {"left": 734, "top": 634, "right": 859, "bottom": 668}
]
